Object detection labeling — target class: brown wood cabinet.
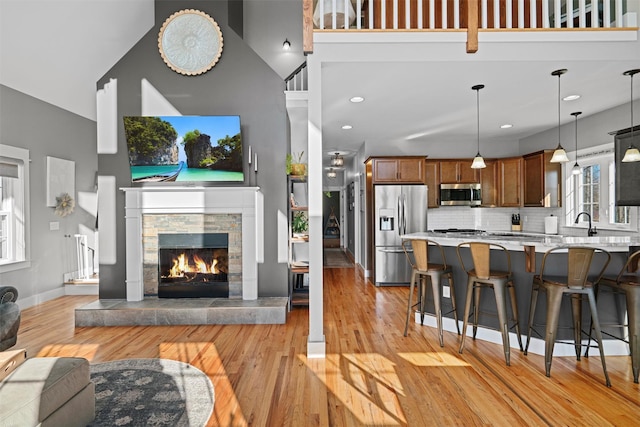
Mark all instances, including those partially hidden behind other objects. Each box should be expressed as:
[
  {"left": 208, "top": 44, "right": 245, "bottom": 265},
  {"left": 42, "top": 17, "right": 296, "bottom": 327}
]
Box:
[
  {"left": 439, "top": 160, "right": 479, "bottom": 184},
  {"left": 424, "top": 160, "right": 440, "bottom": 208},
  {"left": 370, "top": 157, "right": 425, "bottom": 184},
  {"left": 479, "top": 160, "right": 498, "bottom": 207},
  {"left": 523, "top": 150, "right": 562, "bottom": 207},
  {"left": 498, "top": 157, "right": 522, "bottom": 207}
]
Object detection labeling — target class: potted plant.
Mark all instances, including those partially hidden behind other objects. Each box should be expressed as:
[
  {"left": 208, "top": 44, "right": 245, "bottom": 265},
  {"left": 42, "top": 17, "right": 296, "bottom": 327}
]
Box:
[
  {"left": 286, "top": 152, "right": 307, "bottom": 176},
  {"left": 292, "top": 211, "right": 308, "bottom": 236}
]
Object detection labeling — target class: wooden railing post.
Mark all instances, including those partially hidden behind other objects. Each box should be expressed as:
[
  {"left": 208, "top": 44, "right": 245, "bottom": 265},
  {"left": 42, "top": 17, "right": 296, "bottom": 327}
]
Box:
[
  {"left": 303, "top": 0, "right": 314, "bottom": 54},
  {"left": 466, "top": 0, "right": 478, "bottom": 53}
]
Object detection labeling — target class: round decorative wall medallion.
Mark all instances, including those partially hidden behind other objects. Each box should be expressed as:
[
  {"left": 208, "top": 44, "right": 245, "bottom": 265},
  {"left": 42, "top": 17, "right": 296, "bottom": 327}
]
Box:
[{"left": 158, "top": 9, "right": 223, "bottom": 76}]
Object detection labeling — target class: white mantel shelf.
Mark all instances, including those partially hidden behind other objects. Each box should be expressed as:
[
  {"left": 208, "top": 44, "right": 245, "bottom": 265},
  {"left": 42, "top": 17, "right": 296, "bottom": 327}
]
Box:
[{"left": 122, "top": 186, "right": 264, "bottom": 302}]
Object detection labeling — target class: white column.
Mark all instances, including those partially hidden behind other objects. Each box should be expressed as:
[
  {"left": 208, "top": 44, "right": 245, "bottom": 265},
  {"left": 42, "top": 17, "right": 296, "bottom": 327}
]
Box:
[{"left": 307, "top": 54, "right": 326, "bottom": 358}]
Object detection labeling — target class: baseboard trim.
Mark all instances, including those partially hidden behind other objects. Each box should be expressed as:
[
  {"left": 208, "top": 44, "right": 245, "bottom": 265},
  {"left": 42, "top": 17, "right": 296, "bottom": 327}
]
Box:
[{"left": 414, "top": 312, "right": 630, "bottom": 357}]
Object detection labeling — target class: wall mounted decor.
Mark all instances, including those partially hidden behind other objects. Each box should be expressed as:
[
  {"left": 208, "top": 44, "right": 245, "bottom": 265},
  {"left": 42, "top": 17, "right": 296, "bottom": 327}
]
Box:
[
  {"left": 46, "top": 156, "right": 75, "bottom": 207},
  {"left": 158, "top": 9, "right": 223, "bottom": 76}
]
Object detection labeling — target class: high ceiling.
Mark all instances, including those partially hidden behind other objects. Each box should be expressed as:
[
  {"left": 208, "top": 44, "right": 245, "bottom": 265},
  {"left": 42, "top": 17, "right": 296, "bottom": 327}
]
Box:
[{"left": 1, "top": 1, "right": 639, "bottom": 172}]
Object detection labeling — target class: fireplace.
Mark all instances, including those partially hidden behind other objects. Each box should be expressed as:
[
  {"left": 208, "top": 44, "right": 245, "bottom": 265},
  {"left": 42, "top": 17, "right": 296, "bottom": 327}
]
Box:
[
  {"left": 158, "top": 233, "right": 229, "bottom": 298},
  {"left": 122, "top": 186, "right": 263, "bottom": 302}
]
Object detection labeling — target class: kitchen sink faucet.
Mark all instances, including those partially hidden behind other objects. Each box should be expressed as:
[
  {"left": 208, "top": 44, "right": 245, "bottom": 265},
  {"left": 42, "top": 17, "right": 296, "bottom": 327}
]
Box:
[{"left": 575, "top": 211, "right": 597, "bottom": 236}]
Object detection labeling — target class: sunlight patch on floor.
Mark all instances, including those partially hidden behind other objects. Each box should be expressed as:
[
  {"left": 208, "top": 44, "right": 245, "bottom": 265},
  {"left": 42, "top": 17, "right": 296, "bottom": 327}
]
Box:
[
  {"left": 36, "top": 344, "right": 100, "bottom": 360},
  {"left": 301, "top": 353, "right": 408, "bottom": 426},
  {"left": 397, "top": 352, "right": 471, "bottom": 367}
]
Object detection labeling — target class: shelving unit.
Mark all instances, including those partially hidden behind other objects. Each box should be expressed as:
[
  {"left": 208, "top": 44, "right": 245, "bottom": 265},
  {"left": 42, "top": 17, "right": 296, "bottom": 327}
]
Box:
[
  {"left": 288, "top": 175, "right": 309, "bottom": 308},
  {"left": 324, "top": 207, "right": 340, "bottom": 238}
]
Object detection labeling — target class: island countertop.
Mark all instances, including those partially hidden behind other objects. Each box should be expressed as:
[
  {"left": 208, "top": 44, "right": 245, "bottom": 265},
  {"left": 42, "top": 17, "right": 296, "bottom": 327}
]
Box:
[{"left": 401, "top": 231, "right": 640, "bottom": 253}]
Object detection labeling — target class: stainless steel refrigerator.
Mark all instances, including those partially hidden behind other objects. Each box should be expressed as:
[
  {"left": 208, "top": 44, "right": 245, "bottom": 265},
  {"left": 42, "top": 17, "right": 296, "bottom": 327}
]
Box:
[{"left": 374, "top": 184, "right": 428, "bottom": 286}]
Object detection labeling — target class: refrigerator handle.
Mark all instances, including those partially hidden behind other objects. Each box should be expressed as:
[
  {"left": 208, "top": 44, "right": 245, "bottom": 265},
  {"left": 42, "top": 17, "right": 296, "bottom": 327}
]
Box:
[
  {"left": 397, "top": 196, "right": 403, "bottom": 237},
  {"left": 403, "top": 194, "right": 407, "bottom": 234}
]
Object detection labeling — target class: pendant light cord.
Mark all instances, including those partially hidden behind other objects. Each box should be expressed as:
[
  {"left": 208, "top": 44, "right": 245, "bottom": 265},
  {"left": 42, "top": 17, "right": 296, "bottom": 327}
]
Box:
[
  {"left": 632, "top": 72, "right": 635, "bottom": 138},
  {"left": 477, "top": 87, "right": 480, "bottom": 154},
  {"left": 558, "top": 72, "right": 561, "bottom": 146}
]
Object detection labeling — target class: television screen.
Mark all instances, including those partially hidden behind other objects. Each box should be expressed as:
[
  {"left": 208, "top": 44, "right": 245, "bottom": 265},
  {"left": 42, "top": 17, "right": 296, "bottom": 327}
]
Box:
[{"left": 123, "top": 115, "right": 243, "bottom": 183}]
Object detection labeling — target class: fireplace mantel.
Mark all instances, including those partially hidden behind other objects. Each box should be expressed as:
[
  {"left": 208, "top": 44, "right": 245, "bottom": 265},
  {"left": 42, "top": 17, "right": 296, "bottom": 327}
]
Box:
[{"left": 122, "top": 186, "right": 264, "bottom": 301}]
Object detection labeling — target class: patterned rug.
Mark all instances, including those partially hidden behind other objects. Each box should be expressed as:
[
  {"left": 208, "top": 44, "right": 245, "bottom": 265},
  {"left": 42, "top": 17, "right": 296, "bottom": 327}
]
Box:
[
  {"left": 89, "top": 358, "right": 214, "bottom": 427},
  {"left": 323, "top": 248, "right": 354, "bottom": 268}
]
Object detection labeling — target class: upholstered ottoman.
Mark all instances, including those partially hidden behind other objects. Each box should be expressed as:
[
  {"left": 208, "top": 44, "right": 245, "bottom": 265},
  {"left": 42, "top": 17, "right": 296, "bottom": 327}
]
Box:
[{"left": 0, "top": 357, "right": 95, "bottom": 427}]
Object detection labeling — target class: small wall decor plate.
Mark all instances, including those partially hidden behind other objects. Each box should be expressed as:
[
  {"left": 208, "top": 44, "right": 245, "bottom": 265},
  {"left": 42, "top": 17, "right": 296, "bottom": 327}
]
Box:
[{"left": 158, "top": 9, "right": 223, "bottom": 76}]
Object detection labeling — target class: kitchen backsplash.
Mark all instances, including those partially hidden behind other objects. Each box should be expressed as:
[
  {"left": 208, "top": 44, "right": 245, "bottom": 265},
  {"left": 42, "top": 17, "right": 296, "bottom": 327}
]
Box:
[{"left": 428, "top": 206, "right": 640, "bottom": 237}]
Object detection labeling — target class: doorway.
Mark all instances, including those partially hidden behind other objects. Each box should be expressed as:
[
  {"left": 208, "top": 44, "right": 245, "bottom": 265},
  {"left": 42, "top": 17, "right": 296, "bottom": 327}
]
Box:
[{"left": 323, "top": 191, "right": 341, "bottom": 248}]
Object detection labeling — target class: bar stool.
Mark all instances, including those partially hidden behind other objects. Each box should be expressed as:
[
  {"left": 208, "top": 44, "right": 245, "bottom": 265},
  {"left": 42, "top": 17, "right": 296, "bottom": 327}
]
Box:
[
  {"left": 524, "top": 246, "right": 611, "bottom": 386},
  {"left": 456, "top": 242, "right": 523, "bottom": 366},
  {"left": 587, "top": 249, "right": 640, "bottom": 383},
  {"left": 402, "top": 239, "right": 459, "bottom": 346}
]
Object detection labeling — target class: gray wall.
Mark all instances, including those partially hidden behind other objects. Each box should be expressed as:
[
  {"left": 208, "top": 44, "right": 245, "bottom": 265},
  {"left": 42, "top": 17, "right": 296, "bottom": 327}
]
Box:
[
  {"left": 0, "top": 84, "right": 98, "bottom": 301},
  {"left": 519, "top": 100, "right": 640, "bottom": 154},
  {"left": 97, "top": 0, "right": 288, "bottom": 298}
]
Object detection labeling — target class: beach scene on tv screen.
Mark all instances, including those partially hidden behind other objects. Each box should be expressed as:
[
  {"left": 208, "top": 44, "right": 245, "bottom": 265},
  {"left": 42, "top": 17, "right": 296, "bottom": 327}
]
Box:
[{"left": 123, "top": 115, "right": 243, "bottom": 183}]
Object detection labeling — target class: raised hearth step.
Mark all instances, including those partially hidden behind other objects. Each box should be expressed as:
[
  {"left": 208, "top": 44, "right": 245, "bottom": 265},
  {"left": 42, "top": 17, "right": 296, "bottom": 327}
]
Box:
[{"left": 74, "top": 297, "right": 288, "bottom": 326}]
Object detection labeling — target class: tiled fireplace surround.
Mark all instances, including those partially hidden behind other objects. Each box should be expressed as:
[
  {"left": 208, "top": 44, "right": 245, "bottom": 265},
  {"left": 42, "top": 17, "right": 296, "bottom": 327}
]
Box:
[{"left": 143, "top": 213, "right": 241, "bottom": 297}]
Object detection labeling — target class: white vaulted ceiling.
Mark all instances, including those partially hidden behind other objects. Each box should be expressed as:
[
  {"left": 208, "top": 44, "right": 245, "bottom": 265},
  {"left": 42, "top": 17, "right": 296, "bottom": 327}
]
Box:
[{"left": 0, "top": 0, "right": 155, "bottom": 121}]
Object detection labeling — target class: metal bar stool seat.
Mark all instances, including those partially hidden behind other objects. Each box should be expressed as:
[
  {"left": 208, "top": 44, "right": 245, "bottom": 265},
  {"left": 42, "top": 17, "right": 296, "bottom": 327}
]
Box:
[
  {"left": 587, "top": 249, "right": 640, "bottom": 383},
  {"left": 402, "top": 239, "right": 459, "bottom": 347},
  {"left": 456, "top": 242, "right": 523, "bottom": 366},
  {"left": 524, "top": 246, "right": 611, "bottom": 387}
]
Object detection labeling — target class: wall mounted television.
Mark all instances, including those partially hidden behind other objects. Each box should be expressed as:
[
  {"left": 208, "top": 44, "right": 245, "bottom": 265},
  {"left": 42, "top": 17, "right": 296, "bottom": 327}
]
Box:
[{"left": 123, "top": 115, "right": 243, "bottom": 184}]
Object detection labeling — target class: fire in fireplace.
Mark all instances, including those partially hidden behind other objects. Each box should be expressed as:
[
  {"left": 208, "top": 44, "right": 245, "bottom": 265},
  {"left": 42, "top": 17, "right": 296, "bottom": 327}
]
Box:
[{"left": 158, "top": 233, "right": 229, "bottom": 298}]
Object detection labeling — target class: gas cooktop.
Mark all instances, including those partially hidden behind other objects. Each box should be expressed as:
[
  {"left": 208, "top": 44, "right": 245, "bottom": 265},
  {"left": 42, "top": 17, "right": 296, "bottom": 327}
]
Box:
[{"left": 432, "top": 228, "right": 485, "bottom": 234}]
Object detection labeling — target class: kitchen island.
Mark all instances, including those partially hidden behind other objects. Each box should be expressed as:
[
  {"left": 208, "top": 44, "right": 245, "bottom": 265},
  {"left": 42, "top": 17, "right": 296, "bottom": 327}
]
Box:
[{"left": 401, "top": 230, "right": 640, "bottom": 356}]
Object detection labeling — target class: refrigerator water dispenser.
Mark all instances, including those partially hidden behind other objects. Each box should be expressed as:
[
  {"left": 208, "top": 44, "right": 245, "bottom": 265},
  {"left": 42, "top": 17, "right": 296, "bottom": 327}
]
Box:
[{"left": 379, "top": 209, "right": 395, "bottom": 231}]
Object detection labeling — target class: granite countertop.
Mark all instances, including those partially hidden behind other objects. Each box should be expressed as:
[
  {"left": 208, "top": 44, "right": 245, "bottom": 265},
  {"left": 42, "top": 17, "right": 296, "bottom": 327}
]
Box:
[{"left": 402, "top": 231, "right": 640, "bottom": 253}]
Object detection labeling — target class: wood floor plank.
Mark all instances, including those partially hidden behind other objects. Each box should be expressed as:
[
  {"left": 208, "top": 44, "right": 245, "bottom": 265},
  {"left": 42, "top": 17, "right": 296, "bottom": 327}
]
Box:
[{"left": 13, "top": 268, "right": 640, "bottom": 426}]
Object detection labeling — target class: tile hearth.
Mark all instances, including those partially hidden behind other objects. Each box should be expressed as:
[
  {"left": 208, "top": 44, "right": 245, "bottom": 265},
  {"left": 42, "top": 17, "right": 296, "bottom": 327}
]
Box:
[{"left": 75, "top": 297, "right": 288, "bottom": 326}]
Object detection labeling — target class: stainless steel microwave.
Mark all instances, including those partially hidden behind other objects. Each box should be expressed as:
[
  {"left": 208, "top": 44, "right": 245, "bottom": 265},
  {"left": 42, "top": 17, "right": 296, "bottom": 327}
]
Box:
[{"left": 440, "top": 183, "right": 482, "bottom": 206}]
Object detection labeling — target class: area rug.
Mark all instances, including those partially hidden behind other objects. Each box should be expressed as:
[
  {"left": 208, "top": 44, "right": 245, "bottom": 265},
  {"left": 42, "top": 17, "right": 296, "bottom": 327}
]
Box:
[
  {"left": 89, "top": 358, "right": 214, "bottom": 427},
  {"left": 323, "top": 248, "right": 354, "bottom": 268}
]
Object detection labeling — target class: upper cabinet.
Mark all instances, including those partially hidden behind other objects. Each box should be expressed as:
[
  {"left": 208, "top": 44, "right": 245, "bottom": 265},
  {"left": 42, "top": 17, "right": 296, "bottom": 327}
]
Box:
[
  {"left": 370, "top": 157, "right": 426, "bottom": 184},
  {"left": 424, "top": 160, "right": 440, "bottom": 208},
  {"left": 479, "top": 160, "right": 498, "bottom": 207},
  {"left": 439, "top": 160, "right": 479, "bottom": 184},
  {"left": 498, "top": 157, "right": 522, "bottom": 207},
  {"left": 523, "top": 150, "right": 562, "bottom": 207}
]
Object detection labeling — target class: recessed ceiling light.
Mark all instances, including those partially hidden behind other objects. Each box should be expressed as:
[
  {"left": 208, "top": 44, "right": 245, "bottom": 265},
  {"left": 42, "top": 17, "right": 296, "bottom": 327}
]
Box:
[
  {"left": 563, "top": 94, "right": 581, "bottom": 101},
  {"left": 350, "top": 96, "right": 364, "bottom": 103},
  {"left": 500, "top": 124, "right": 513, "bottom": 129},
  {"left": 342, "top": 125, "right": 352, "bottom": 130}
]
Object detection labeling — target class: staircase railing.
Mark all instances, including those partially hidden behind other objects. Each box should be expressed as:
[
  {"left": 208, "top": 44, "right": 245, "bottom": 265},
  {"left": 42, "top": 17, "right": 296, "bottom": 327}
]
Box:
[{"left": 285, "top": 62, "right": 308, "bottom": 91}]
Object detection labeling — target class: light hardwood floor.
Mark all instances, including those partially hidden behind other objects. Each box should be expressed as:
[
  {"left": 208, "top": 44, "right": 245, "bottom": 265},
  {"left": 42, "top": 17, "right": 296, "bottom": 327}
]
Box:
[{"left": 14, "top": 266, "right": 640, "bottom": 426}]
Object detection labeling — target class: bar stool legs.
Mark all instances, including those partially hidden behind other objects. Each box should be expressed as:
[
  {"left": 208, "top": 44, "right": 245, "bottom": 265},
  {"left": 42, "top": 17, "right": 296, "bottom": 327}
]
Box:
[
  {"left": 404, "top": 268, "right": 458, "bottom": 347},
  {"left": 587, "top": 281, "right": 640, "bottom": 383},
  {"left": 459, "top": 276, "right": 522, "bottom": 366}
]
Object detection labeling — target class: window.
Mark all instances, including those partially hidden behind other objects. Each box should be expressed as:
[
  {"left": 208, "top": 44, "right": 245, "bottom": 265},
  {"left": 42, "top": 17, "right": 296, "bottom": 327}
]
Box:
[
  {"left": 0, "top": 144, "right": 30, "bottom": 272},
  {"left": 565, "top": 144, "right": 636, "bottom": 231}
]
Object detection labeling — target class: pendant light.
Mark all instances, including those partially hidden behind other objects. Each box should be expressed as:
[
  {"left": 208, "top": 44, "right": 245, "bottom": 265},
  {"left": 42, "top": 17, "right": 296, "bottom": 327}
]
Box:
[
  {"left": 326, "top": 168, "right": 337, "bottom": 179},
  {"left": 571, "top": 111, "right": 582, "bottom": 175},
  {"left": 470, "top": 84, "right": 486, "bottom": 169},
  {"left": 622, "top": 69, "right": 640, "bottom": 163},
  {"left": 550, "top": 69, "right": 570, "bottom": 163},
  {"left": 331, "top": 152, "right": 344, "bottom": 167}
]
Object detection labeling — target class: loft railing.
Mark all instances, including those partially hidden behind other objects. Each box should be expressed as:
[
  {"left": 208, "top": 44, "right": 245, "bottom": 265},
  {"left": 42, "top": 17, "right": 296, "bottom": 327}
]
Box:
[
  {"left": 303, "top": 0, "right": 637, "bottom": 53},
  {"left": 312, "top": 0, "right": 630, "bottom": 30}
]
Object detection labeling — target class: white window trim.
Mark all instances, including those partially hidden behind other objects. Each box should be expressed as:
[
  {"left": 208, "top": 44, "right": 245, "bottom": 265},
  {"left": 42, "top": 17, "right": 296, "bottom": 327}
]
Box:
[
  {"left": 564, "top": 142, "right": 638, "bottom": 233},
  {"left": 0, "top": 144, "right": 31, "bottom": 273}
]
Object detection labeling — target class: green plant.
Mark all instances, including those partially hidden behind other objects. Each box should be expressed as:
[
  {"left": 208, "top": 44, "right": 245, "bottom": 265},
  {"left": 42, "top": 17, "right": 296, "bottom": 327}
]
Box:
[
  {"left": 286, "top": 152, "right": 305, "bottom": 175},
  {"left": 292, "top": 211, "right": 308, "bottom": 234}
]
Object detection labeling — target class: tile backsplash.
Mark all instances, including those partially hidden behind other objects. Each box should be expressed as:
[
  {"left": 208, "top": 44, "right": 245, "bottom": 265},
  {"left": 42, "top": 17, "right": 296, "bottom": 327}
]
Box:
[{"left": 428, "top": 206, "right": 640, "bottom": 237}]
